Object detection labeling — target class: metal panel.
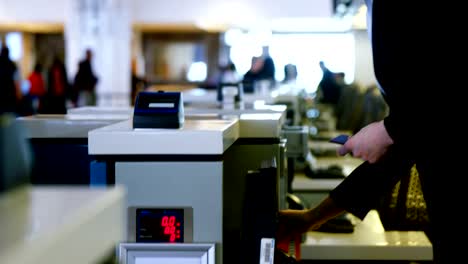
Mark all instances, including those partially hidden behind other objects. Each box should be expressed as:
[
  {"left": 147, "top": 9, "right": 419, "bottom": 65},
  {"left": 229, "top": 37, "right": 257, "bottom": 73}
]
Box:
[{"left": 116, "top": 161, "right": 223, "bottom": 262}]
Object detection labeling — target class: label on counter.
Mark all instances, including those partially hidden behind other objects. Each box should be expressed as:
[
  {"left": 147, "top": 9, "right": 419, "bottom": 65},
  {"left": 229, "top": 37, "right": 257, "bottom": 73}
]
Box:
[{"left": 259, "top": 238, "right": 275, "bottom": 264}]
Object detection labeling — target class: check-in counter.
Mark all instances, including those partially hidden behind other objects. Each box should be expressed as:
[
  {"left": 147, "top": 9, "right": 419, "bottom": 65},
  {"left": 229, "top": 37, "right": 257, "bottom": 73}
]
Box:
[
  {"left": 182, "top": 87, "right": 276, "bottom": 106},
  {"left": 88, "top": 117, "right": 239, "bottom": 155},
  {"left": 87, "top": 114, "right": 286, "bottom": 264},
  {"left": 184, "top": 106, "right": 290, "bottom": 211},
  {"left": 301, "top": 210, "right": 433, "bottom": 262},
  {"left": 292, "top": 156, "right": 433, "bottom": 262},
  {"left": 183, "top": 84, "right": 306, "bottom": 126},
  {"left": 16, "top": 114, "right": 126, "bottom": 185}
]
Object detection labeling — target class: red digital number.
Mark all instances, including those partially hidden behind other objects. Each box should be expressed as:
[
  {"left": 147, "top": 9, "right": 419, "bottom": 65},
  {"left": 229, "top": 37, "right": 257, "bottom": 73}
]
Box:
[
  {"left": 169, "top": 216, "right": 175, "bottom": 226},
  {"left": 161, "top": 215, "right": 179, "bottom": 242},
  {"left": 161, "top": 216, "right": 168, "bottom": 226}
]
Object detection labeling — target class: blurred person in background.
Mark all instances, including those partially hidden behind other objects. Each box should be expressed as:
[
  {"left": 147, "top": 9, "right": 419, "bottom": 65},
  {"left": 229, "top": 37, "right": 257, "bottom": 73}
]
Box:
[
  {"left": 317, "top": 60, "right": 342, "bottom": 106},
  {"left": 242, "top": 56, "right": 264, "bottom": 93},
  {"left": 220, "top": 61, "right": 241, "bottom": 84},
  {"left": 131, "top": 58, "right": 147, "bottom": 105},
  {"left": 258, "top": 55, "right": 276, "bottom": 84},
  {"left": 0, "top": 46, "right": 21, "bottom": 114},
  {"left": 26, "top": 63, "right": 46, "bottom": 114},
  {"left": 282, "top": 63, "right": 298, "bottom": 84},
  {"left": 41, "top": 56, "right": 70, "bottom": 114},
  {"left": 243, "top": 55, "right": 277, "bottom": 93},
  {"left": 73, "top": 49, "right": 98, "bottom": 106},
  {"left": 205, "top": 61, "right": 240, "bottom": 91}
]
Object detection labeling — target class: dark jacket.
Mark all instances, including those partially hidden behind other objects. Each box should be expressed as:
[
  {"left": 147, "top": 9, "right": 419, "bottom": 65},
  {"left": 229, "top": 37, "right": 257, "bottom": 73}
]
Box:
[
  {"left": 0, "top": 53, "right": 18, "bottom": 113},
  {"left": 329, "top": 2, "right": 464, "bottom": 263},
  {"left": 74, "top": 59, "right": 97, "bottom": 92}
]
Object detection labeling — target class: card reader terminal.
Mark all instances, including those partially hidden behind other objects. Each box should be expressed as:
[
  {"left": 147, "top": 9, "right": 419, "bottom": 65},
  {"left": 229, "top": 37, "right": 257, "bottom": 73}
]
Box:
[{"left": 133, "top": 91, "right": 184, "bottom": 129}]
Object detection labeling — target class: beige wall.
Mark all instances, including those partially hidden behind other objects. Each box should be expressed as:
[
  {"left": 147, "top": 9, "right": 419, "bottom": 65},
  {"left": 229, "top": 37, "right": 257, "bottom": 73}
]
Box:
[
  {"left": 353, "top": 29, "right": 376, "bottom": 88},
  {"left": 19, "top": 33, "right": 34, "bottom": 79}
]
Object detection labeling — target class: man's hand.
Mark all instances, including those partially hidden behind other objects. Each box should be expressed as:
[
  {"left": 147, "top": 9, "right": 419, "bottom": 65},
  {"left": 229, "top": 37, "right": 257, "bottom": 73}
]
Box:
[
  {"left": 338, "top": 120, "right": 393, "bottom": 163},
  {"left": 276, "top": 209, "right": 321, "bottom": 244}
]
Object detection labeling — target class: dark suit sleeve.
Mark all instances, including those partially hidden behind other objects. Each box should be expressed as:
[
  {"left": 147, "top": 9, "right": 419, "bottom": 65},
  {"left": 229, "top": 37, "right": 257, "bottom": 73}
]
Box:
[
  {"left": 329, "top": 145, "right": 415, "bottom": 219},
  {"left": 371, "top": 1, "right": 442, "bottom": 148}
]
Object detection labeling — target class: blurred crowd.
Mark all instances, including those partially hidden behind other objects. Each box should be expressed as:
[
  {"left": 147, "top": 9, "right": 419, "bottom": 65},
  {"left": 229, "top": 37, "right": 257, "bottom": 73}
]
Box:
[{"left": 0, "top": 46, "right": 98, "bottom": 116}]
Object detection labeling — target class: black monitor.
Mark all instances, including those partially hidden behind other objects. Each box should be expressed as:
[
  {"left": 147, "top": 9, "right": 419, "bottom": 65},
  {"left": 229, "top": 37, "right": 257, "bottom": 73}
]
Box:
[
  {"left": 239, "top": 166, "right": 278, "bottom": 264},
  {"left": 239, "top": 166, "right": 300, "bottom": 264}
]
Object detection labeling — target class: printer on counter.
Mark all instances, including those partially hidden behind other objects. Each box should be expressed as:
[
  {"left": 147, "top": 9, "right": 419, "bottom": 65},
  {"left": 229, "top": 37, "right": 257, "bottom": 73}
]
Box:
[{"left": 133, "top": 91, "right": 184, "bottom": 129}]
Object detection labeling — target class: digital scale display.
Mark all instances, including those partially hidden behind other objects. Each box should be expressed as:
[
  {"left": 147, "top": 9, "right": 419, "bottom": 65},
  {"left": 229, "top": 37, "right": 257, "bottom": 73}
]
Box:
[{"left": 136, "top": 208, "right": 184, "bottom": 243}]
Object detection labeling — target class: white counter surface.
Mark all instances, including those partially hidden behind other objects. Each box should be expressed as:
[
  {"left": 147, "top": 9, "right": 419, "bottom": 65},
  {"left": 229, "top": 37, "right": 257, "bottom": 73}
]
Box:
[
  {"left": 295, "top": 158, "right": 433, "bottom": 261},
  {"left": 292, "top": 156, "right": 363, "bottom": 191},
  {"left": 67, "top": 106, "right": 133, "bottom": 116},
  {"left": 17, "top": 114, "right": 124, "bottom": 138},
  {"left": 301, "top": 210, "right": 433, "bottom": 261},
  {"left": 185, "top": 101, "right": 286, "bottom": 114},
  {"left": 185, "top": 101, "right": 286, "bottom": 138},
  {"left": 0, "top": 186, "right": 125, "bottom": 264},
  {"left": 293, "top": 176, "right": 343, "bottom": 191},
  {"left": 238, "top": 113, "right": 284, "bottom": 138},
  {"left": 66, "top": 105, "right": 286, "bottom": 139},
  {"left": 66, "top": 106, "right": 132, "bottom": 120},
  {"left": 182, "top": 88, "right": 276, "bottom": 105},
  {"left": 88, "top": 118, "right": 239, "bottom": 155}
]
